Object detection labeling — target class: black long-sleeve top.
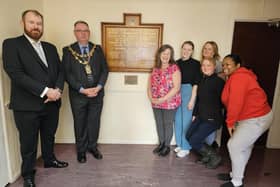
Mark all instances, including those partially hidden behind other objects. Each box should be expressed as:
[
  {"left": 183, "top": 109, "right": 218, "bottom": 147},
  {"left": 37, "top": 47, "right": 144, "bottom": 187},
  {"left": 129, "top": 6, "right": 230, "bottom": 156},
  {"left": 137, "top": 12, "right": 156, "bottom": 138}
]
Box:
[
  {"left": 176, "top": 58, "right": 202, "bottom": 85},
  {"left": 193, "top": 73, "right": 225, "bottom": 126}
]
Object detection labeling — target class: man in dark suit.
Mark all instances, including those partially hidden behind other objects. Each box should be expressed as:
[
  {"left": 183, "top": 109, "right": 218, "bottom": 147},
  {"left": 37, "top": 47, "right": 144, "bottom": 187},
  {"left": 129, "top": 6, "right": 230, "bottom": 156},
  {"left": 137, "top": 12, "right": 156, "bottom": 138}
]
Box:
[
  {"left": 62, "top": 21, "right": 108, "bottom": 163},
  {"left": 2, "top": 10, "right": 68, "bottom": 187}
]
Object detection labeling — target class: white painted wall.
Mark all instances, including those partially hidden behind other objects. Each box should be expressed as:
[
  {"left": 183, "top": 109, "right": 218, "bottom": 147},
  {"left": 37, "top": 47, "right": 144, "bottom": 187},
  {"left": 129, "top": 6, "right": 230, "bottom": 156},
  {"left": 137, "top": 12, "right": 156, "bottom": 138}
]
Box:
[
  {"left": 0, "top": 86, "right": 8, "bottom": 187},
  {"left": 1, "top": 0, "right": 280, "bottom": 183}
]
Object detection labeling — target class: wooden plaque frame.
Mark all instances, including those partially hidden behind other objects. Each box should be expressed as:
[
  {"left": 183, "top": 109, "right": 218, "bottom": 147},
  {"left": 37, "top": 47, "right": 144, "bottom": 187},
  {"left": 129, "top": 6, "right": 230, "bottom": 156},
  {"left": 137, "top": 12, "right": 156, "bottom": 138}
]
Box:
[{"left": 101, "top": 13, "right": 163, "bottom": 72}]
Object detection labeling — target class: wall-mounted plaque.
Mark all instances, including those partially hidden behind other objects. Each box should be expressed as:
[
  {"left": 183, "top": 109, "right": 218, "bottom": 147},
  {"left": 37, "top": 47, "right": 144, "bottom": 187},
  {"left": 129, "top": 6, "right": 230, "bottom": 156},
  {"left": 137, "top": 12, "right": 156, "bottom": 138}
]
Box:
[{"left": 101, "top": 13, "right": 163, "bottom": 72}]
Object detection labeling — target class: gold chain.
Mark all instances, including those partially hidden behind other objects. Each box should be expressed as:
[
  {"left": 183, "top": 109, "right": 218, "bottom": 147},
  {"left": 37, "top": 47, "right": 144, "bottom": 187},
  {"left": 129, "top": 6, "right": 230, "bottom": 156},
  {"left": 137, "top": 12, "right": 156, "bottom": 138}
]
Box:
[
  {"left": 68, "top": 44, "right": 96, "bottom": 65},
  {"left": 68, "top": 44, "right": 96, "bottom": 74}
]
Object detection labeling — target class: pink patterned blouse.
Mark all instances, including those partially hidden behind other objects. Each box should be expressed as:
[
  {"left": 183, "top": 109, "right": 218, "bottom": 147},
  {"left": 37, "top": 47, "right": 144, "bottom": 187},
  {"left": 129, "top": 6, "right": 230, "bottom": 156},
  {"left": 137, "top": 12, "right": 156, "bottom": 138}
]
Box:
[{"left": 150, "top": 64, "right": 181, "bottom": 109}]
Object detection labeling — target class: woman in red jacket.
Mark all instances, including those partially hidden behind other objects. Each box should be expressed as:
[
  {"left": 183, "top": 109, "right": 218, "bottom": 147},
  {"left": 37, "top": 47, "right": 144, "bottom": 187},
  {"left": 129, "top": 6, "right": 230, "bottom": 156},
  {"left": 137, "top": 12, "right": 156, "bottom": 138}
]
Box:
[{"left": 218, "top": 54, "right": 273, "bottom": 187}]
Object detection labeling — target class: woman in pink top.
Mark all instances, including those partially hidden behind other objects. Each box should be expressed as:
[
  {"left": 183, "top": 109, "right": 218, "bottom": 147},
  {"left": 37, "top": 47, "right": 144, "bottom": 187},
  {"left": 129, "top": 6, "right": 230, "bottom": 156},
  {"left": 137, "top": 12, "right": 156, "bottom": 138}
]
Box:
[{"left": 148, "top": 44, "right": 181, "bottom": 156}]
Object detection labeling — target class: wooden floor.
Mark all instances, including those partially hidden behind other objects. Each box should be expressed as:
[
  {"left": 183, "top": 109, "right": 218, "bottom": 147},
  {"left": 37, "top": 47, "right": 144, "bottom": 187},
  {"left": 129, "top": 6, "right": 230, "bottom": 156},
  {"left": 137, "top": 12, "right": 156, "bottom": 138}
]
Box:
[{"left": 8, "top": 144, "right": 280, "bottom": 187}]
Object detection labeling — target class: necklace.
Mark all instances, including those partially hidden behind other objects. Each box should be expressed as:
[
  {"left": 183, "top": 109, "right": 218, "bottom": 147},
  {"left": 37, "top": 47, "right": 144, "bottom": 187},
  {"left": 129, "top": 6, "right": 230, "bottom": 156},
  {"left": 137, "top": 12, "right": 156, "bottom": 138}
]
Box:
[{"left": 68, "top": 45, "right": 96, "bottom": 74}]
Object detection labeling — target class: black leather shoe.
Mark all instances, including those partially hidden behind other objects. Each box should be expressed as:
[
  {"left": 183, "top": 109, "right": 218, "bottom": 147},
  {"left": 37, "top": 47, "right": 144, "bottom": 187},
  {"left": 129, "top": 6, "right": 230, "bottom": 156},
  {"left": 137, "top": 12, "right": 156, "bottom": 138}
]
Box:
[
  {"left": 24, "top": 178, "right": 35, "bottom": 187},
  {"left": 77, "top": 152, "right": 86, "bottom": 163},
  {"left": 89, "top": 148, "right": 103, "bottom": 160},
  {"left": 44, "top": 159, "right": 69, "bottom": 168},
  {"left": 153, "top": 143, "right": 164, "bottom": 154},
  {"left": 158, "top": 146, "right": 170, "bottom": 157}
]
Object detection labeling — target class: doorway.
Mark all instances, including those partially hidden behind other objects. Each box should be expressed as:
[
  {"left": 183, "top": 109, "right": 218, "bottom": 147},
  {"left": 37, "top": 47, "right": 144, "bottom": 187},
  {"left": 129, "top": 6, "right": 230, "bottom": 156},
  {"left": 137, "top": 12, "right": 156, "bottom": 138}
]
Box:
[{"left": 222, "top": 21, "right": 280, "bottom": 147}]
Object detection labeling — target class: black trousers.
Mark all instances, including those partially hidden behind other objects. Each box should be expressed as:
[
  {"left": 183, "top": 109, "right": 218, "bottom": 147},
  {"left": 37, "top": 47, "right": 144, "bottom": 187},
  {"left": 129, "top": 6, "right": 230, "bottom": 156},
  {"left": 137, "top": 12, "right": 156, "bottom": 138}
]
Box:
[
  {"left": 69, "top": 93, "right": 103, "bottom": 153},
  {"left": 152, "top": 108, "right": 176, "bottom": 146},
  {"left": 13, "top": 103, "right": 59, "bottom": 179}
]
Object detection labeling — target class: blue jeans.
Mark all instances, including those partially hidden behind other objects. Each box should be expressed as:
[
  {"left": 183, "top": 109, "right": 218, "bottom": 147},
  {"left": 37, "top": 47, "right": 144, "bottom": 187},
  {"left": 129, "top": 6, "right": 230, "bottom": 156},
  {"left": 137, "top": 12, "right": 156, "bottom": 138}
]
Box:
[
  {"left": 174, "top": 84, "right": 192, "bottom": 150},
  {"left": 205, "top": 131, "right": 216, "bottom": 145}
]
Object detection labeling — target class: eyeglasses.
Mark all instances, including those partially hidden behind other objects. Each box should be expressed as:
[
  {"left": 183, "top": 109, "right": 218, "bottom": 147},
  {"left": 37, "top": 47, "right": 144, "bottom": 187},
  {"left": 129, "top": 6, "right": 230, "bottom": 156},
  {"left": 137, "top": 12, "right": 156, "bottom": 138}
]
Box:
[{"left": 74, "top": 30, "right": 90, "bottom": 33}]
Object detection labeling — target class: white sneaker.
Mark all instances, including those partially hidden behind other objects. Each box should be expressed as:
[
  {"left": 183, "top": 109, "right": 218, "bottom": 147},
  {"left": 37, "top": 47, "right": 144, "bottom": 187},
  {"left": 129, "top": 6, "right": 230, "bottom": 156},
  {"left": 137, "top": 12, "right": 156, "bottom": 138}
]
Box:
[
  {"left": 176, "top": 150, "right": 190, "bottom": 158},
  {"left": 174, "top": 147, "right": 181, "bottom": 153}
]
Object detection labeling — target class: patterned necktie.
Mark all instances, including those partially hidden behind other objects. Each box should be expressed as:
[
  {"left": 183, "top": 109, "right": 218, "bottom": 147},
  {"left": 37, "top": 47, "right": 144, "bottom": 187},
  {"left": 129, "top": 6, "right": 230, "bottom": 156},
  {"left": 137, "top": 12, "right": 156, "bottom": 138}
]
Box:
[
  {"left": 82, "top": 46, "right": 94, "bottom": 85},
  {"left": 82, "top": 46, "right": 88, "bottom": 58}
]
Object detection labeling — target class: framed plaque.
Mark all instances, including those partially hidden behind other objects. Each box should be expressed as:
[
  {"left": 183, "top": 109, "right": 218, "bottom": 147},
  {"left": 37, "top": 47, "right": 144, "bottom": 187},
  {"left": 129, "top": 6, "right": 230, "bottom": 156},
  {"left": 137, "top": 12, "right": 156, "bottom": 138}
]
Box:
[{"left": 101, "top": 13, "right": 163, "bottom": 72}]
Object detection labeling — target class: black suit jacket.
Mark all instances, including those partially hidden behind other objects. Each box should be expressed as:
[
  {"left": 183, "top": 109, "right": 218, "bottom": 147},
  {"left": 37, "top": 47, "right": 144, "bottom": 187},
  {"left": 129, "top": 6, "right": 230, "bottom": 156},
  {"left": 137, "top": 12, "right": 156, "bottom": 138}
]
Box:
[
  {"left": 2, "top": 35, "right": 64, "bottom": 111},
  {"left": 62, "top": 42, "right": 108, "bottom": 97}
]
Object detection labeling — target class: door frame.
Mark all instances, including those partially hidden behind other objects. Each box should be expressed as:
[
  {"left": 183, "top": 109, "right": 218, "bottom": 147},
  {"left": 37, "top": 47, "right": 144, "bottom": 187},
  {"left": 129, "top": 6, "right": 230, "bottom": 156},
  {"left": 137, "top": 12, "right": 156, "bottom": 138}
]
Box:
[
  {"left": 224, "top": 19, "right": 280, "bottom": 148},
  {"left": 267, "top": 62, "right": 280, "bottom": 148}
]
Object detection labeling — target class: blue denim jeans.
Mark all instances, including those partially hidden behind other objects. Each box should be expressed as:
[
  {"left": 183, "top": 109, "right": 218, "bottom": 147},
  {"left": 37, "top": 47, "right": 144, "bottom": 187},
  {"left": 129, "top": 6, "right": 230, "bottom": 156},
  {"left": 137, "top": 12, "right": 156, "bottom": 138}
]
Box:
[
  {"left": 174, "top": 84, "right": 192, "bottom": 150},
  {"left": 205, "top": 131, "right": 216, "bottom": 145}
]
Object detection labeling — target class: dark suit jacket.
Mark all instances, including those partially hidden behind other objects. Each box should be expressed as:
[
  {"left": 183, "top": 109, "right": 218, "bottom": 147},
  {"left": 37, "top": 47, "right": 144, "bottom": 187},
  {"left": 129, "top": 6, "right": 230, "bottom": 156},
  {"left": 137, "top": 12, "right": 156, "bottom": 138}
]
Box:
[
  {"left": 62, "top": 42, "right": 108, "bottom": 97},
  {"left": 2, "top": 35, "right": 64, "bottom": 111}
]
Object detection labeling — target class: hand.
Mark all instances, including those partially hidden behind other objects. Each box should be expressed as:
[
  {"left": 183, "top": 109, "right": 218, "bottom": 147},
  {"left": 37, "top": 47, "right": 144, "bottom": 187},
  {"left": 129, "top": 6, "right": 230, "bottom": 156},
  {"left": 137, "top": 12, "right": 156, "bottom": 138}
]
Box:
[
  {"left": 187, "top": 100, "right": 195, "bottom": 110},
  {"left": 44, "top": 88, "right": 61, "bottom": 103},
  {"left": 227, "top": 126, "right": 235, "bottom": 137},
  {"left": 192, "top": 116, "right": 196, "bottom": 122},
  {"left": 90, "top": 86, "right": 102, "bottom": 96},
  {"left": 80, "top": 88, "right": 95, "bottom": 97},
  {"left": 86, "top": 87, "right": 98, "bottom": 98},
  {"left": 81, "top": 86, "right": 102, "bottom": 98},
  {"left": 151, "top": 97, "right": 166, "bottom": 105}
]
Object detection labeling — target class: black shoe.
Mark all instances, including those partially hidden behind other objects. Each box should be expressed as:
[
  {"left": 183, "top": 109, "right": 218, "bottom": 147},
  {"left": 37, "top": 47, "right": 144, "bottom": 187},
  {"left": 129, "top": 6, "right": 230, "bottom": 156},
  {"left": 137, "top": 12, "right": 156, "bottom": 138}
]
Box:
[
  {"left": 200, "top": 144, "right": 221, "bottom": 169},
  {"left": 24, "top": 178, "right": 35, "bottom": 187},
  {"left": 196, "top": 145, "right": 211, "bottom": 165},
  {"left": 211, "top": 141, "right": 219, "bottom": 149},
  {"left": 220, "top": 181, "right": 243, "bottom": 187},
  {"left": 217, "top": 173, "right": 231, "bottom": 181},
  {"left": 195, "top": 155, "right": 210, "bottom": 165},
  {"left": 153, "top": 143, "right": 164, "bottom": 154},
  {"left": 77, "top": 152, "right": 86, "bottom": 163},
  {"left": 44, "top": 159, "right": 69, "bottom": 168},
  {"left": 206, "top": 154, "right": 222, "bottom": 169},
  {"left": 89, "top": 148, "right": 103, "bottom": 160},
  {"left": 158, "top": 146, "right": 170, "bottom": 157}
]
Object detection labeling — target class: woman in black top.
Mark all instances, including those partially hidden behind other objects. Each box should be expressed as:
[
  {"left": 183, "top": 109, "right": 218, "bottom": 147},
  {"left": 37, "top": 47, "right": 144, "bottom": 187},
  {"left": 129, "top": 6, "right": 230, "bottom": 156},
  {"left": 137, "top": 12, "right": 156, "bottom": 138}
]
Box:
[
  {"left": 186, "top": 58, "right": 224, "bottom": 169},
  {"left": 174, "top": 41, "right": 201, "bottom": 158},
  {"left": 201, "top": 41, "right": 226, "bottom": 147}
]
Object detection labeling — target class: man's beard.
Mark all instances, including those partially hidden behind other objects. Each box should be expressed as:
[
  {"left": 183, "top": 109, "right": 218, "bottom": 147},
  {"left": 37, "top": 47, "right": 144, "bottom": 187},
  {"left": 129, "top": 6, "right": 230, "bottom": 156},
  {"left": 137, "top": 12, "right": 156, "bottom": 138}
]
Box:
[{"left": 24, "top": 27, "right": 43, "bottom": 41}]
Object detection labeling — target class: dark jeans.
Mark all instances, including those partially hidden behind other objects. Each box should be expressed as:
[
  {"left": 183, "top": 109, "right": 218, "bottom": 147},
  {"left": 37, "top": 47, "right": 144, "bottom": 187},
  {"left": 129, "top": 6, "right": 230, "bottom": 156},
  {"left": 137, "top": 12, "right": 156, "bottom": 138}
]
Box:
[{"left": 186, "top": 118, "right": 219, "bottom": 151}]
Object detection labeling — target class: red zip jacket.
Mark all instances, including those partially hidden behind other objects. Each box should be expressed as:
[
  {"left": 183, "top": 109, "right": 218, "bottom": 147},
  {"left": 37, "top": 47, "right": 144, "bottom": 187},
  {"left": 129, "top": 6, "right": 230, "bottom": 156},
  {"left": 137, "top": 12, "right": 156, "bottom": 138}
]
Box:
[{"left": 221, "top": 67, "right": 271, "bottom": 128}]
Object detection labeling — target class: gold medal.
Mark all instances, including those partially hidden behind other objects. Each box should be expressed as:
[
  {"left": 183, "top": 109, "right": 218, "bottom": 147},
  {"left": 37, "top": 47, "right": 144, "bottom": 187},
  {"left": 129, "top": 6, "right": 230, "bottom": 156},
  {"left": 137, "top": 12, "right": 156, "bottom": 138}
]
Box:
[{"left": 85, "top": 64, "right": 92, "bottom": 74}]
